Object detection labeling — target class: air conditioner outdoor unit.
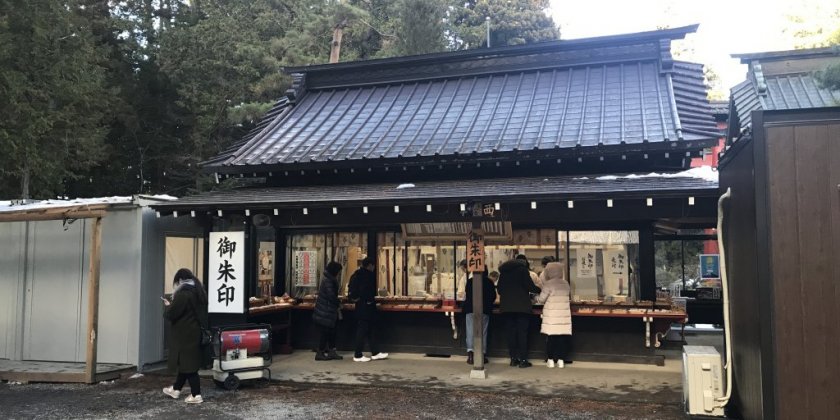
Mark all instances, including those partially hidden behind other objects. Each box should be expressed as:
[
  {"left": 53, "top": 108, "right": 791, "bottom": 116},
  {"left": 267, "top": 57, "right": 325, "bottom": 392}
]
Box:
[{"left": 683, "top": 345, "right": 725, "bottom": 417}]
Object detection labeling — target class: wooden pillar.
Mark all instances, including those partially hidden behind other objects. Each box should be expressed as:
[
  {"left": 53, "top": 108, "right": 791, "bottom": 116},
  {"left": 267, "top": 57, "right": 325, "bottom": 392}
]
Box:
[
  {"left": 469, "top": 221, "right": 486, "bottom": 378},
  {"left": 84, "top": 217, "right": 103, "bottom": 384},
  {"left": 639, "top": 224, "right": 656, "bottom": 301}
]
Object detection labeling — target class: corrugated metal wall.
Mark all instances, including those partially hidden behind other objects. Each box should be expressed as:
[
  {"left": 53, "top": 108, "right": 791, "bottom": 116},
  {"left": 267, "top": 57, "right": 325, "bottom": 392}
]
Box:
[
  {"left": 0, "top": 204, "right": 204, "bottom": 368},
  {"left": 0, "top": 211, "right": 143, "bottom": 364}
]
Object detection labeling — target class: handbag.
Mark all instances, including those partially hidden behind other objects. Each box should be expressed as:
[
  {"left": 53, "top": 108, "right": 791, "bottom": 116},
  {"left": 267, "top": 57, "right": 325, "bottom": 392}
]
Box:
[{"left": 199, "top": 327, "right": 212, "bottom": 347}]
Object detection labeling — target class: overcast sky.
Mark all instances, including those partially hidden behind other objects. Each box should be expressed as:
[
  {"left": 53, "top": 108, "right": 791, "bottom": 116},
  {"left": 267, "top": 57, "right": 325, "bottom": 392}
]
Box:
[{"left": 549, "top": 0, "right": 838, "bottom": 97}]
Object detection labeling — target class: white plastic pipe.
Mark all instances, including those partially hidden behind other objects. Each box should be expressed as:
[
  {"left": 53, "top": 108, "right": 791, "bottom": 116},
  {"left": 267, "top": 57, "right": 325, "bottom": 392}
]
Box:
[{"left": 715, "top": 188, "right": 733, "bottom": 408}]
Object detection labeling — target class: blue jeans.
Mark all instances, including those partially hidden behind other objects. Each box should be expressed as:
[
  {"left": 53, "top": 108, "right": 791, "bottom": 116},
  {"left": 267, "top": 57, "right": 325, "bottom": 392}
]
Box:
[{"left": 465, "top": 313, "right": 490, "bottom": 354}]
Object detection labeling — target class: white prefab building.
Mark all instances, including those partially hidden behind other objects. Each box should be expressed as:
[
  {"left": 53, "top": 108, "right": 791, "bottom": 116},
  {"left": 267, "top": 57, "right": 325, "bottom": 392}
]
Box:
[{"left": 0, "top": 196, "right": 204, "bottom": 375}]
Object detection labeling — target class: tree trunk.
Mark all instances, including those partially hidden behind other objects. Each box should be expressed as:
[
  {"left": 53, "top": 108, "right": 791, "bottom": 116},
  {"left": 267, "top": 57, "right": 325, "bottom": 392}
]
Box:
[{"left": 329, "top": 21, "right": 346, "bottom": 64}]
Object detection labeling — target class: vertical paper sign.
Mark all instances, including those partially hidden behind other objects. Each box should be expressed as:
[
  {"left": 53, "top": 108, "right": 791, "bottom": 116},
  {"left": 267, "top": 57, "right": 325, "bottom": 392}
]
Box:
[
  {"left": 294, "top": 250, "right": 318, "bottom": 287},
  {"left": 603, "top": 249, "right": 628, "bottom": 296},
  {"left": 467, "top": 229, "right": 485, "bottom": 273},
  {"left": 208, "top": 231, "right": 245, "bottom": 314},
  {"left": 577, "top": 250, "right": 597, "bottom": 278}
]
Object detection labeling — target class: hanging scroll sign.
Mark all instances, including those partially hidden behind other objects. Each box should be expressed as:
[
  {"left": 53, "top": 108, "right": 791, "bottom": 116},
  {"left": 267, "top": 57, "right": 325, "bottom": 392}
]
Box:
[
  {"left": 467, "top": 228, "right": 486, "bottom": 273},
  {"left": 208, "top": 231, "right": 245, "bottom": 314}
]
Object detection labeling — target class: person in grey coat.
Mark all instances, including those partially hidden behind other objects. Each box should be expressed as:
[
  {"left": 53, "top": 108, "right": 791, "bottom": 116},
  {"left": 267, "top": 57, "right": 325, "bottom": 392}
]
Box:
[
  {"left": 313, "top": 262, "right": 344, "bottom": 361},
  {"left": 162, "top": 268, "right": 207, "bottom": 404},
  {"left": 535, "top": 262, "right": 572, "bottom": 368}
]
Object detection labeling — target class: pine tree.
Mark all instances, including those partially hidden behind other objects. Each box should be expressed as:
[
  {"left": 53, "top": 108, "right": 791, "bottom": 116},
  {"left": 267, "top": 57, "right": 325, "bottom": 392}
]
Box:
[
  {"left": 447, "top": 0, "right": 559, "bottom": 50},
  {"left": 0, "top": 0, "right": 111, "bottom": 199}
]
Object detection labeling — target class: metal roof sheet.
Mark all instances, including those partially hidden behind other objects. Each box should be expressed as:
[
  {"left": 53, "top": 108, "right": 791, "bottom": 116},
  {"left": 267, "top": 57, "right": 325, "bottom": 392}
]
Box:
[
  {"left": 729, "top": 47, "right": 840, "bottom": 134},
  {"left": 213, "top": 60, "right": 717, "bottom": 170}
]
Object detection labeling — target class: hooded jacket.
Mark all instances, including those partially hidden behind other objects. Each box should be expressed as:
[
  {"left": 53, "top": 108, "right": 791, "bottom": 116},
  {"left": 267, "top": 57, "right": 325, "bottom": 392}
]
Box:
[
  {"left": 535, "top": 262, "right": 572, "bottom": 335},
  {"left": 496, "top": 259, "right": 541, "bottom": 314}
]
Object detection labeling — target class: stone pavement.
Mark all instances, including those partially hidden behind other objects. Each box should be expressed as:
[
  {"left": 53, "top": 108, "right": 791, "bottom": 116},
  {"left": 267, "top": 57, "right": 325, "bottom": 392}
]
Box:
[{"left": 265, "top": 351, "right": 683, "bottom": 404}]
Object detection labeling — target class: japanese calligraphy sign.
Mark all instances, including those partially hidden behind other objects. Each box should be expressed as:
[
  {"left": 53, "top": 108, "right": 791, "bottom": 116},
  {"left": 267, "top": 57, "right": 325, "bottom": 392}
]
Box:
[
  {"left": 467, "top": 229, "right": 485, "bottom": 273},
  {"left": 603, "top": 249, "right": 628, "bottom": 296},
  {"left": 208, "top": 231, "right": 245, "bottom": 314},
  {"left": 293, "top": 251, "right": 318, "bottom": 287},
  {"left": 577, "top": 249, "right": 597, "bottom": 278}
]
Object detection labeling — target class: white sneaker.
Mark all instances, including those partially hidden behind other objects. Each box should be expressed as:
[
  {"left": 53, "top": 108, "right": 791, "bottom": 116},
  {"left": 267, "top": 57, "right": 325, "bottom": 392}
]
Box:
[
  {"left": 162, "top": 386, "right": 180, "bottom": 399},
  {"left": 547, "top": 360, "right": 555, "bottom": 368},
  {"left": 353, "top": 356, "right": 371, "bottom": 362},
  {"left": 557, "top": 360, "right": 564, "bottom": 368},
  {"left": 184, "top": 394, "right": 203, "bottom": 404},
  {"left": 371, "top": 352, "right": 389, "bottom": 360}
]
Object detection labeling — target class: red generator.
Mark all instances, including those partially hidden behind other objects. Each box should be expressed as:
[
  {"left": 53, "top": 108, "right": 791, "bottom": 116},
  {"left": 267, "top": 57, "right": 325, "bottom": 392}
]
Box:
[{"left": 212, "top": 324, "right": 272, "bottom": 390}]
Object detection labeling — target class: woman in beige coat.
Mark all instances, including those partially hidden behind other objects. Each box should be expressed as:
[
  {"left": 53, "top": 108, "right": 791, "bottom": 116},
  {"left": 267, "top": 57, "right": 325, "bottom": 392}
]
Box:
[{"left": 535, "top": 262, "right": 572, "bottom": 368}]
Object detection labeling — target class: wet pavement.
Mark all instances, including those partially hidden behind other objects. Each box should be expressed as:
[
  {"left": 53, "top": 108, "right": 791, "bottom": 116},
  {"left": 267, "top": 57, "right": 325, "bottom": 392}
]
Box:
[{"left": 0, "top": 373, "right": 686, "bottom": 419}]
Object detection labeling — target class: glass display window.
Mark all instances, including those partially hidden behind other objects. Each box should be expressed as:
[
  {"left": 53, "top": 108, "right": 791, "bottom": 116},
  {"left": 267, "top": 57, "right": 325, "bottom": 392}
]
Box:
[
  {"left": 484, "top": 229, "right": 559, "bottom": 291},
  {"left": 566, "top": 231, "right": 639, "bottom": 302},
  {"left": 286, "top": 232, "right": 366, "bottom": 298},
  {"left": 377, "top": 232, "right": 405, "bottom": 296},
  {"left": 404, "top": 240, "right": 457, "bottom": 298}
]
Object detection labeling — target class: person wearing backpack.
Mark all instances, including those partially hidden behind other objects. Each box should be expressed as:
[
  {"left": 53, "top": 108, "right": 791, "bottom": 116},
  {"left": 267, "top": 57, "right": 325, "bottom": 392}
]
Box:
[{"left": 162, "top": 268, "right": 208, "bottom": 404}]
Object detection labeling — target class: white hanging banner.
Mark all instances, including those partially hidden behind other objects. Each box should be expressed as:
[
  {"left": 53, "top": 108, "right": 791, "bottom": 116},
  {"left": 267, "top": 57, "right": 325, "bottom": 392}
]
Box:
[
  {"left": 577, "top": 250, "right": 597, "bottom": 278},
  {"left": 208, "top": 231, "right": 245, "bottom": 314},
  {"left": 294, "top": 250, "right": 318, "bottom": 287},
  {"left": 603, "top": 249, "right": 628, "bottom": 296}
]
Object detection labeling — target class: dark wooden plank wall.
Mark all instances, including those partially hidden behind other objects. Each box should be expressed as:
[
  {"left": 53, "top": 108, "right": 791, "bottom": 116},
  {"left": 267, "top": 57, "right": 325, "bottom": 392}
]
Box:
[
  {"left": 766, "top": 122, "right": 840, "bottom": 419},
  {"left": 720, "top": 137, "right": 767, "bottom": 420}
]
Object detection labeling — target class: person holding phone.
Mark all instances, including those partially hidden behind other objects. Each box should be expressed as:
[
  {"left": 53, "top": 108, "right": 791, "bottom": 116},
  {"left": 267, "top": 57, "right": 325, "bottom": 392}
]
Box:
[{"left": 161, "top": 268, "right": 207, "bottom": 404}]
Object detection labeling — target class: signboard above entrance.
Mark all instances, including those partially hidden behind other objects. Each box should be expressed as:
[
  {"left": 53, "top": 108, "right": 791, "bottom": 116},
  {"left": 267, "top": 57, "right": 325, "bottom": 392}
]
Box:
[{"left": 401, "top": 221, "right": 512, "bottom": 241}]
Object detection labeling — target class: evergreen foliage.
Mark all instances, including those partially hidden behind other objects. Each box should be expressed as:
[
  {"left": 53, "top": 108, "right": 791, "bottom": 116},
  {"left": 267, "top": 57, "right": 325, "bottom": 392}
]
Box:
[{"left": 0, "top": 0, "right": 559, "bottom": 199}]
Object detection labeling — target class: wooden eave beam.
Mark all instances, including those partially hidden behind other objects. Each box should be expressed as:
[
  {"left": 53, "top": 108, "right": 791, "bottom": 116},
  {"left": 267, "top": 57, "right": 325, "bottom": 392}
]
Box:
[{"left": 0, "top": 207, "right": 108, "bottom": 222}]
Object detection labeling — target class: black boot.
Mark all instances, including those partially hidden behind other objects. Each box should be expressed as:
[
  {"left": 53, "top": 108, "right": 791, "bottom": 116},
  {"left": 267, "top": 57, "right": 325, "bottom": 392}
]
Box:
[
  {"left": 466, "top": 351, "right": 474, "bottom": 365},
  {"left": 327, "top": 349, "right": 343, "bottom": 360},
  {"left": 518, "top": 359, "right": 533, "bottom": 368},
  {"left": 509, "top": 358, "right": 519, "bottom": 367},
  {"left": 483, "top": 356, "right": 489, "bottom": 364},
  {"left": 315, "top": 351, "right": 330, "bottom": 361}
]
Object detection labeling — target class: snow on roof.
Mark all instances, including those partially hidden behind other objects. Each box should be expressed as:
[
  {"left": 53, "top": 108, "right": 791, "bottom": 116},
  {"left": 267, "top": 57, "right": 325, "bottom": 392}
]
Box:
[
  {"left": 576, "top": 166, "right": 719, "bottom": 183},
  {"left": 0, "top": 195, "right": 177, "bottom": 213}
]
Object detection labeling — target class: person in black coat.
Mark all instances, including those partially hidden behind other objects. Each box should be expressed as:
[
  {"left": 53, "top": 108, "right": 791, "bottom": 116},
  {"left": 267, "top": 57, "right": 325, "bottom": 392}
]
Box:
[
  {"left": 497, "top": 256, "right": 541, "bottom": 368},
  {"left": 463, "top": 267, "right": 497, "bottom": 365},
  {"left": 162, "top": 268, "right": 208, "bottom": 404},
  {"left": 313, "top": 262, "right": 343, "bottom": 361},
  {"left": 347, "top": 257, "right": 388, "bottom": 362}
]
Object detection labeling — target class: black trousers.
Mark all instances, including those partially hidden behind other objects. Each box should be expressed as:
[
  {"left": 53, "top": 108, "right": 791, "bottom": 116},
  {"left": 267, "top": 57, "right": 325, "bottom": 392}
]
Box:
[
  {"left": 354, "top": 319, "right": 379, "bottom": 357},
  {"left": 546, "top": 335, "right": 572, "bottom": 362},
  {"left": 173, "top": 372, "right": 200, "bottom": 396},
  {"left": 318, "top": 324, "right": 337, "bottom": 353},
  {"left": 505, "top": 313, "right": 531, "bottom": 361}
]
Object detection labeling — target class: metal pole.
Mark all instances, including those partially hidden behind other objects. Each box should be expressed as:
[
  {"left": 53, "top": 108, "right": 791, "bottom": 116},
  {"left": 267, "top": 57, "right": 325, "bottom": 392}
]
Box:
[{"left": 485, "top": 17, "right": 491, "bottom": 48}]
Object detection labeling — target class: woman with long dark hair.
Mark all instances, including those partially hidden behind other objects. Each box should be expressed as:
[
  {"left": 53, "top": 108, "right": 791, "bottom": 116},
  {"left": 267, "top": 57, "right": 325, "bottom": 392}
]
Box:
[{"left": 162, "top": 268, "right": 208, "bottom": 404}]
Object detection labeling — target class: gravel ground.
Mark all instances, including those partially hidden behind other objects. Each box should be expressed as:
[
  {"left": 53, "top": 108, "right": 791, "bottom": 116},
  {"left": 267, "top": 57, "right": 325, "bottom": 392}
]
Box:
[{"left": 0, "top": 374, "right": 685, "bottom": 420}]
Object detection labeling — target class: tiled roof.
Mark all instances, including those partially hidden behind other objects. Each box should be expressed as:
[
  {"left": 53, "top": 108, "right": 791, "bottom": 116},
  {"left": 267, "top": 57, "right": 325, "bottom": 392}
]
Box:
[
  {"left": 206, "top": 27, "right": 719, "bottom": 172},
  {"left": 729, "top": 47, "right": 840, "bottom": 135},
  {"left": 152, "top": 169, "right": 718, "bottom": 211}
]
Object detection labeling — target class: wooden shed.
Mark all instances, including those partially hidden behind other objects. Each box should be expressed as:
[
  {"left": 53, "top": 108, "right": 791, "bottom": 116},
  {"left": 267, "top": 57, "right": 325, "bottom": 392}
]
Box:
[{"left": 720, "top": 45, "right": 840, "bottom": 419}]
